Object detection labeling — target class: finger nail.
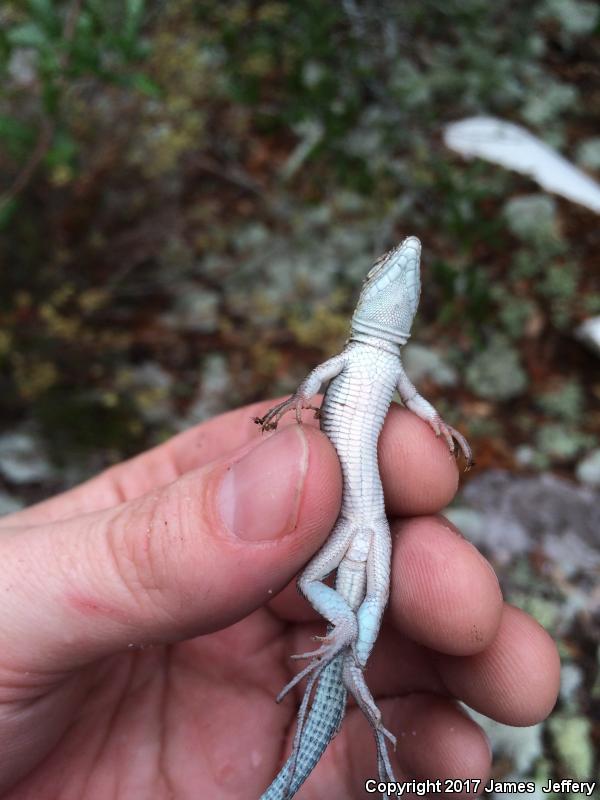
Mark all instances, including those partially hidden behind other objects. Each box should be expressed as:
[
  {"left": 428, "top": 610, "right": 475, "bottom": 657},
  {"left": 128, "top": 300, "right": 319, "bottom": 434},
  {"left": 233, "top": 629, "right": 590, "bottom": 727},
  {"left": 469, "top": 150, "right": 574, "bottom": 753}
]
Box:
[{"left": 218, "top": 426, "right": 308, "bottom": 541}]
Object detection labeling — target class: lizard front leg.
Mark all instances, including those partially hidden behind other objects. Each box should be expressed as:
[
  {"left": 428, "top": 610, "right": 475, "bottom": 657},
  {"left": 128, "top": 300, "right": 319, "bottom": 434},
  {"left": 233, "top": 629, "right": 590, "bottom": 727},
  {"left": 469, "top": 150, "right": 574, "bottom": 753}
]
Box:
[
  {"left": 255, "top": 353, "right": 347, "bottom": 431},
  {"left": 397, "top": 364, "right": 473, "bottom": 467}
]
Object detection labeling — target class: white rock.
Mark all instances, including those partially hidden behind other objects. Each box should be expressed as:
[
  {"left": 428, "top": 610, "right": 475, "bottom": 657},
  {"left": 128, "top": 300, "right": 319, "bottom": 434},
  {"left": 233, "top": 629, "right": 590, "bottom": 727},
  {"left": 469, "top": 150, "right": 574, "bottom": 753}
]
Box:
[
  {"left": 577, "top": 137, "right": 600, "bottom": 170},
  {"left": 403, "top": 344, "right": 458, "bottom": 387},
  {"left": 543, "top": 530, "right": 600, "bottom": 577},
  {"left": 576, "top": 449, "right": 600, "bottom": 488},
  {"left": 167, "top": 286, "right": 220, "bottom": 332},
  {"left": 116, "top": 362, "right": 174, "bottom": 424},
  {"left": 575, "top": 316, "right": 600, "bottom": 357},
  {"left": 444, "top": 117, "right": 600, "bottom": 213},
  {"left": 0, "top": 432, "right": 54, "bottom": 484},
  {"left": 559, "top": 662, "right": 584, "bottom": 706},
  {"left": 503, "top": 195, "right": 557, "bottom": 241},
  {"left": 460, "top": 470, "right": 600, "bottom": 568},
  {"left": 464, "top": 706, "right": 543, "bottom": 774},
  {"left": 0, "top": 490, "right": 24, "bottom": 516},
  {"left": 185, "top": 355, "right": 232, "bottom": 424}
]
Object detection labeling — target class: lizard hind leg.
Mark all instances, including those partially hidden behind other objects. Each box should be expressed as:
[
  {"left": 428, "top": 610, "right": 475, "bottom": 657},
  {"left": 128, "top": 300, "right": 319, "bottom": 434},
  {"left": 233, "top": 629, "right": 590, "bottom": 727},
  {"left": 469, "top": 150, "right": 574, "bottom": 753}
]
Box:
[
  {"left": 277, "top": 518, "right": 359, "bottom": 701},
  {"left": 281, "top": 668, "right": 321, "bottom": 798},
  {"left": 343, "top": 656, "right": 398, "bottom": 787},
  {"left": 276, "top": 611, "right": 356, "bottom": 703},
  {"left": 343, "top": 658, "right": 397, "bottom": 749}
]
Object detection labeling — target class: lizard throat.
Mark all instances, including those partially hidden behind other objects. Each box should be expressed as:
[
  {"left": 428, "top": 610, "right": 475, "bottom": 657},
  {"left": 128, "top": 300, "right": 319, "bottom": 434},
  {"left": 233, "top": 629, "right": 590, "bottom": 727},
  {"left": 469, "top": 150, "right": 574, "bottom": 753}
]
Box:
[{"left": 349, "top": 315, "right": 410, "bottom": 353}]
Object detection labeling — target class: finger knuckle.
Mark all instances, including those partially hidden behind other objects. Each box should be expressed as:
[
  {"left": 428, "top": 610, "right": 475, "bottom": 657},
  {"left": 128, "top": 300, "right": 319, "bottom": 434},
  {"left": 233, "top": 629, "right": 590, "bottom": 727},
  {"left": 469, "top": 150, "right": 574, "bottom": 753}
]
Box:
[{"left": 105, "top": 490, "right": 184, "bottom": 614}]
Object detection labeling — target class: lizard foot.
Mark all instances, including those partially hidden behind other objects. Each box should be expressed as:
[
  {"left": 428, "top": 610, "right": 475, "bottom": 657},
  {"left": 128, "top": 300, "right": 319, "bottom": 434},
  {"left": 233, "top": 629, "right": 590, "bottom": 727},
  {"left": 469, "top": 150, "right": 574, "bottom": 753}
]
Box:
[
  {"left": 430, "top": 416, "right": 474, "bottom": 470},
  {"left": 290, "top": 615, "right": 357, "bottom": 663},
  {"left": 277, "top": 620, "right": 357, "bottom": 703},
  {"left": 376, "top": 729, "right": 399, "bottom": 786},
  {"left": 254, "top": 394, "right": 313, "bottom": 431},
  {"left": 343, "top": 657, "right": 399, "bottom": 787},
  {"left": 349, "top": 681, "right": 396, "bottom": 749},
  {"left": 276, "top": 659, "right": 326, "bottom": 704}
]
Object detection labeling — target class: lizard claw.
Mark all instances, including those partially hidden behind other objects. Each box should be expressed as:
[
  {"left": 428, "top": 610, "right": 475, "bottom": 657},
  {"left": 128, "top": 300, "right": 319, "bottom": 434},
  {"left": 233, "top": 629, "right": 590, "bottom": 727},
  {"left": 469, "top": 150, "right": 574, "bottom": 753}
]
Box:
[
  {"left": 278, "top": 621, "right": 357, "bottom": 701},
  {"left": 276, "top": 659, "right": 326, "bottom": 703},
  {"left": 430, "top": 417, "right": 473, "bottom": 470},
  {"left": 254, "top": 394, "right": 312, "bottom": 432},
  {"left": 290, "top": 643, "right": 336, "bottom": 661},
  {"left": 343, "top": 656, "right": 398, "bottom": 780},
  {"left": 290, "top": 617, "right": 357, "bottom": 664}
]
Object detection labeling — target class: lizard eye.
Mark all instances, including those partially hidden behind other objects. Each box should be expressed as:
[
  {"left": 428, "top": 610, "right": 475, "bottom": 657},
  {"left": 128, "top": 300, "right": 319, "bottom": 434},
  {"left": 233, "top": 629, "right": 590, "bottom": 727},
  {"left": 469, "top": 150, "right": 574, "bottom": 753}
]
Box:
[{"left": 364, "top": 250, "right": 392, "bottom": 283}]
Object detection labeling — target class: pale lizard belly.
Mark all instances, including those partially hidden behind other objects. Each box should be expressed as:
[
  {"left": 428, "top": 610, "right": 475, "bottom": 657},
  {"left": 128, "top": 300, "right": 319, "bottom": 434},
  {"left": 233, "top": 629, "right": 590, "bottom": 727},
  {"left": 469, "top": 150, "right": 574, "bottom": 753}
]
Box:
[{"left": 320, "top": 344, "right": 400, "bottom": 520}]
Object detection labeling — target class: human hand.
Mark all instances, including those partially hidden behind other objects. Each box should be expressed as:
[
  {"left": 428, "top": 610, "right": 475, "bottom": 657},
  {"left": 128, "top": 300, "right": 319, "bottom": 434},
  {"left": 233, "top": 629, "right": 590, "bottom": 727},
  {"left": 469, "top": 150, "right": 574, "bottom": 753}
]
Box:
[{"left": 0, "top": 401, "right": 559, "bottom": 799}]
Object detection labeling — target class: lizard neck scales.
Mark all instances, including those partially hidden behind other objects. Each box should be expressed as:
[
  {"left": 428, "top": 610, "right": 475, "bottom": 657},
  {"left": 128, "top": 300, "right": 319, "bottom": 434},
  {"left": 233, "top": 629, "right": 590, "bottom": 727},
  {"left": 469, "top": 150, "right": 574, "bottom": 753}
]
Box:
[{"left": 349, "top": 316, "right": 410, "bottom": 351}]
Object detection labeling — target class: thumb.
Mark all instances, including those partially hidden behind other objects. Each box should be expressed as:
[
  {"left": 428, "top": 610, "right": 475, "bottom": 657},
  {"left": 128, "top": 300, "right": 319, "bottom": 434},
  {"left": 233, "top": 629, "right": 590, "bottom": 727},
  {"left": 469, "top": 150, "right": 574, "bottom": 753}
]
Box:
[{"left": 0, "top": 425, "right": 341, "bottom": 674}]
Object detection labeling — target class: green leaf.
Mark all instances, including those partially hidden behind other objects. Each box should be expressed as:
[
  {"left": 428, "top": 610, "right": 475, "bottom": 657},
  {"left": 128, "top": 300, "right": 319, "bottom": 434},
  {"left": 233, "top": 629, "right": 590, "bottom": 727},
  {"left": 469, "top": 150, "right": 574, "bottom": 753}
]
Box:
[
  {"left": 121, "top": 0, "right": 144, "bottom": 45},
  {"left": 0, "top": 197, "right": 19, "bottom": 231},
  {"left": 44, "top": 130, "right": 77, "bottom": 168},
  {"left": 41, "top": 79, "right": 60, "bottom": 115},
  {"left": 125, "top": 0, "right": 145, "bottom": 29},
  {"left": 126, "top": 72, "right": 161, "bottom": 97},
  {"left": 26, "top": 0, "right": 60, "bottom": 36},
  {"left": 0, "top": 114, "right": 37, "bottom": 157},
  {"left": 7, "top": 22, "right": 48, "bottom": 49},
  {"left": 0, "top": 114, "right": 37, "bottom": 144}
]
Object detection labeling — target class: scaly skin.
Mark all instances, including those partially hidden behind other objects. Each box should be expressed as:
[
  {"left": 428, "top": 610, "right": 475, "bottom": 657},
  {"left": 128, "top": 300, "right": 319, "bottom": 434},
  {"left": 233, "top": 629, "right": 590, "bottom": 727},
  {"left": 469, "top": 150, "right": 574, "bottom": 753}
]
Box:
[{"left": 256, "top": 237, "right": 472, "bottom": 799}]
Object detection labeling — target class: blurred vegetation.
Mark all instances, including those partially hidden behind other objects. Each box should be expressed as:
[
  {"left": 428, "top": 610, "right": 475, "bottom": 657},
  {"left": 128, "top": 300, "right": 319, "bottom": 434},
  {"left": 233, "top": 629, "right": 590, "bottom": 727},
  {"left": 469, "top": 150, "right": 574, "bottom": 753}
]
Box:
[
  {"left": 0, "top": 0, "right": 598, "bottom": 478},
  {"left": 1, "top": 0, "right": 599, "bottom": 788}
]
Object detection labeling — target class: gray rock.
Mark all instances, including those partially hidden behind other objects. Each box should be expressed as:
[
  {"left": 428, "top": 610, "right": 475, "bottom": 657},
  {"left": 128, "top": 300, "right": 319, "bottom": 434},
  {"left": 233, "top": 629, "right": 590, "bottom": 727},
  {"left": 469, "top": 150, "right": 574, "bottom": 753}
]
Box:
[
  {"left": 465, "top": 707, "right": 543, "bottom": 774},
  {"left": 548, "top": 714, "right": 594, "bottom": 778},
  {"left": 465, "top": 336, "right": 527, "bottom": 400},
  {"left": 0, "top": 490, "right": 24, "bottom": 516},
  {"left": 165, "top": 285, "right": 220, "bottom": 332},
  {"left": 576, "top": 137, "right": 600, "bottom": 170},
  {"left": 403, "top": 344, "right": 458, "bottom": 387},
  {"left": 522, "top": 81, "right": 577, "bottom": 127},
  {"left": 536, "top": 423, "right": 593, "bottom": 462},
  {"left": 7, "top": 48, "right": 38, "bottom": 87},
  {"left": 453, "top": 504, "right": 529, "bottom": 566},
  {"left": 543, "top": 530, "right": 600, "bottom": 577},
  {"left": 302, "top": 61, "right": 326, "bottom": 89},
  {"left": 514, "top": 444, "right": 543, "bottom": 468},
  {"left": 575, "top": 316, "right": 600, "bottom": 357},
  {"left": 185, "top": 354, "right": 233, "bottom": 424},
  {"left": 543, "top": 0, "right": 599, "bottom": 37},
  {"left": 443, "top": 507, "right": 487, "bottom": 542},
  {"left": 576, "top": 448, "right": 600, "bottom": 487},
  {"left": 0, "top": 432, "right": 54, "bottom": 484},
  {"left": 116, "top": 362, "right": 174, "bottom": 424},
  {"left": 461, "top": 470, "right": 600, "bottom": 574},
  {"left": 559, "top": 662, "right": 584, "bottom": 708},
  {"left": 280, "top": 119, "right": 324, "bottom": 180},
  {"left": 490, "top": 784, "right": 545, "bottom": 800},
  {"left": 537, "top": 380, "right": 584, "bottom": 423},
  {"left": 231, "top": 222, "right": 271, "bottom": 251},
  {"left": 503, "top": 194, "right": 558, "bottom": 243}
]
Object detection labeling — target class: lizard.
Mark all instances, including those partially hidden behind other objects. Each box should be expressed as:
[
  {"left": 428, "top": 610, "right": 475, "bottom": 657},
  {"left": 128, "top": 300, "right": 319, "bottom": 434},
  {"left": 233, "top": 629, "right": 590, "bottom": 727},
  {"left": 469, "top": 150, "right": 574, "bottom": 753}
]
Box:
[{"left": 255, "top": 236, "right": 473, "bottom": 799}]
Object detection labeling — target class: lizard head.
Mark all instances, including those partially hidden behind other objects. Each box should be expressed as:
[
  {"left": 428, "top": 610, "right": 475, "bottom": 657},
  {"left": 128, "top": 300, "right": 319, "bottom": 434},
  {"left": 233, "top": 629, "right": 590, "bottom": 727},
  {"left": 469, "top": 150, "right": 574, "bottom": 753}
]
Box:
[{"left": 351, "top": 236, "right": 421, "bottom": 346}]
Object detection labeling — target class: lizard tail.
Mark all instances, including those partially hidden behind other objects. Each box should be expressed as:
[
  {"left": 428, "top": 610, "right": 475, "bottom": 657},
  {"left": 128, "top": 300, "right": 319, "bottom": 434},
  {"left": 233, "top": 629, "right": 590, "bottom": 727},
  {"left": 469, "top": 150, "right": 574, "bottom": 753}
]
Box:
[{"left": 260, "top": 656, "right": 347, "bottom": 800}]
